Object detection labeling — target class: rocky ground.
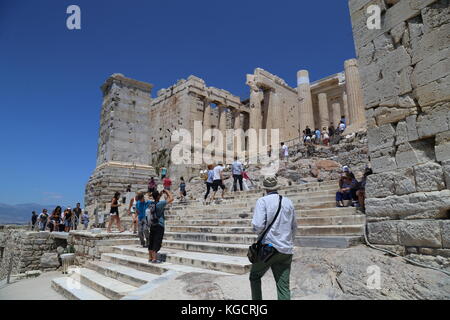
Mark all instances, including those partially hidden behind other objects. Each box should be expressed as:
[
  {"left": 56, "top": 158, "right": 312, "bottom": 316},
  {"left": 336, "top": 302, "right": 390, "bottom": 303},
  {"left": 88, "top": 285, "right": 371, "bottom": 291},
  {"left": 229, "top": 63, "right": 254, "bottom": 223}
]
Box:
[{"left": 141, "top": 245, "right": 450, "bottom": 300}]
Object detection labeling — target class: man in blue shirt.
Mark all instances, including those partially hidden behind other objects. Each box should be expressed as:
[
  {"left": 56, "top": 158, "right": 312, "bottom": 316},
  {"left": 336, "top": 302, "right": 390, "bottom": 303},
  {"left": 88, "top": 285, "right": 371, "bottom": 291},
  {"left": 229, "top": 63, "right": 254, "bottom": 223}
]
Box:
[{"left": 135, "top": 192, "right": 151, "bottom": 247}]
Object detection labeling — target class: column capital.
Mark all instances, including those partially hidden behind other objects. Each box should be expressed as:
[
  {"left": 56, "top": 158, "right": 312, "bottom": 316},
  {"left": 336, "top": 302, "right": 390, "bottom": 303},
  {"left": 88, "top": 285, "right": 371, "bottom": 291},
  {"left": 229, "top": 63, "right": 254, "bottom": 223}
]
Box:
[{"left": 344, "top": 58, "right": 358, "bottom": 68}]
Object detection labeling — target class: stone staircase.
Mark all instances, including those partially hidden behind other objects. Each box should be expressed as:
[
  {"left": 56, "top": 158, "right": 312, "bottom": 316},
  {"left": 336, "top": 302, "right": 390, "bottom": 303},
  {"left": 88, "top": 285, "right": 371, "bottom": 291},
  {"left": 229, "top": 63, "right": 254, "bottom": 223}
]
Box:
[{"left": 52, "top": 180, "right": 366, "bottom": 300}]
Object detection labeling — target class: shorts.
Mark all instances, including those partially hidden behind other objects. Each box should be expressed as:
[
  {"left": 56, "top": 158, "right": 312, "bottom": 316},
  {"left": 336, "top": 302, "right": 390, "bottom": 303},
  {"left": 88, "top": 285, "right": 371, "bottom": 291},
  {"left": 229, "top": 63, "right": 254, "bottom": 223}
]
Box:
[
  {"left": 212, "top": 179, "right": 225, "bottom": 192},
  {"left": 64, "top": 220, "right": 72, "bottom": 228},
  {"left": 164, "top": 186, "right": 171, "bottom": 191},
  {"left": 148, "top": 187, "right": 156, "bottom": 193},
  {"left": 149, "top": 224, "right": 164, "bottom": 252}
]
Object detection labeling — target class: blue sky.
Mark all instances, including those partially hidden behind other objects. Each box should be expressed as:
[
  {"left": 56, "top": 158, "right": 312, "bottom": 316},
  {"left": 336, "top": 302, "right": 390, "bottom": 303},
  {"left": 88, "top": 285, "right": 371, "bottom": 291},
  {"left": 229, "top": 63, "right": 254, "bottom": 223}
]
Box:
[{"left": 0, "top": 0, "right": 356, "bottom": 207}]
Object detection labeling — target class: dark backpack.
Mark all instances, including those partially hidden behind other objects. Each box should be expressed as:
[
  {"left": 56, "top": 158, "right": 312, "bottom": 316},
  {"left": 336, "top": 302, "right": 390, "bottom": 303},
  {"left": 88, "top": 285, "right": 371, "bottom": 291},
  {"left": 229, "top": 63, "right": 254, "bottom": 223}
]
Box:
[{"left": 147, "top": 202, "right": 160, "bottom": 226}]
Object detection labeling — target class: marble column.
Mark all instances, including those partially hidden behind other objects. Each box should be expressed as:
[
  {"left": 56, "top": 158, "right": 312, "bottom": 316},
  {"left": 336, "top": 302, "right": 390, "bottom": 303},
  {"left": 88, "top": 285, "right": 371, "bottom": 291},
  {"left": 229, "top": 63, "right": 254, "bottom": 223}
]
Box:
[
  {"left": 344, "top": 59, "right": 366, "bottom": 128},
  {"left": 203, "top": 99, "right": 212, "bottom": 130},
  {"left": 318, "top": 93, "right": 329, "bottom": 129},
  {"left": 233, "top": 110, "right": 241, "bottom": 129},
  {"left": 331, "top": 102, "right": 341, "bottom": 128},
  {"left": 342, "top": 92, "right": 350, "bottom": 126},
  {"left": 297, "top": 70, "right": 315, "bottom": 132},
  {"left": 219, "top": 106, "right": 227, "bottom": 133}
]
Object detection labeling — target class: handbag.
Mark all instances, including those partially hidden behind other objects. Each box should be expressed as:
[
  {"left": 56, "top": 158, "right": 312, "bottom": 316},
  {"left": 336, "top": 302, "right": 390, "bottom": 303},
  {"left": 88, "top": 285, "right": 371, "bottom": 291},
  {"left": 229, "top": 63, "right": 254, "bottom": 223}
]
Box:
[{"left": 247, "top": 195, "right": 283, "bottom": 264}]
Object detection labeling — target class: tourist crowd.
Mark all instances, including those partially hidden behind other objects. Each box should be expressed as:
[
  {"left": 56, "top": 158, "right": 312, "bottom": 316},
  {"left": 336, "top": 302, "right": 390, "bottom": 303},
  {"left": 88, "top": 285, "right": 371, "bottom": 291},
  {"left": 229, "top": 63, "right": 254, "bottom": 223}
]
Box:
[
  {"left": 302, "top": 116, "right": 348, "bottom": 146},
  {"left": 32, "top": 202, "right": 90, "bottom": 232}
]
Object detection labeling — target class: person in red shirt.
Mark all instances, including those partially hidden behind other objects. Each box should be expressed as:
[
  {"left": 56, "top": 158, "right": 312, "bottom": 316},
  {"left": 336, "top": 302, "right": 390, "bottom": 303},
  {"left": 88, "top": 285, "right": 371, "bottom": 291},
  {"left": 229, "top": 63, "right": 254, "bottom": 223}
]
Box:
[{"left": 163, "top": 177, "right": 172, "bottom": 191}]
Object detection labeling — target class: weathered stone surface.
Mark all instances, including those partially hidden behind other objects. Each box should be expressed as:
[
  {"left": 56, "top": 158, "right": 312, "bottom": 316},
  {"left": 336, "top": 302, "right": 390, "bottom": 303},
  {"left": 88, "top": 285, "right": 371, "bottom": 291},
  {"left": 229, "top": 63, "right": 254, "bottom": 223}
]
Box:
[
  {"left": 395, "top": 121, "right": 408, "bottom": 145},
  {"left": 39, "top": 253, "right": 60, "bottom": 268},
  {"left": 366, "top": 190, "right": 450, "bottom": 219},
  {"left": 367, "top": 221, "right": 399, "bottom": 245},
  {"left": 315, "top": 160, "right": 341, "bottom": 171},
  {"left": 441, "top": 221, "right": 450, "bottom": 248},
  {"left": 398, "top": 220, "right": 442, "bottom": 248},
  {"left": 366, "top": 168, "right": 416, "bottom": 198},
  {"left": 395, "top": 140, "right": 435, "bottom": 169},
  {"left": 414, "top": 162, "right": 445, "bottom": 192},
  {"left": 436, "top": 131, "right": 450, "bottom": 162},
  {"left": 416, "top": 103, "right": 450, "bottom": 138},
  {"left": 370, "top": 147, "right": 397, "bottom": 173},
  {"left": 443, "top": 160, "right": 450, "bottom": 188}
]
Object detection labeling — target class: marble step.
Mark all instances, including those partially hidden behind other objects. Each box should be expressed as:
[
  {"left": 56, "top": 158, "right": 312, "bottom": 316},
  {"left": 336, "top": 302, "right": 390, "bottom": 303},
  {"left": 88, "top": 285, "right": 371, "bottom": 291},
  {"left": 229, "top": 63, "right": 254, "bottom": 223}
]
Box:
[
  {"left": 162, "top": 240, "right": 248, "bottom": 256},
  {"left": 168, "top": 194, "right": 336, "bottom": 212},
  {"left": 70, "top": 268, "right": 138, "bottom": 300},
  {"left": 165, "top": 225, "right": 254, "bottom": 234},
  {"left": 111, "top": 245, "right": 251, "bottom": 275},
  {"left": 298, "top": 215, "right": 366, "bottom": 226},
  {"left": 101, "top": 252, "right": 234, "bottom": 276},
  {"left": 298, "top": 224, "right": 365, "bottom": 236},
  {"left": 85, "top": 260, "right": 159, "bottom": 287},
  {"left": 164, "top": 231, "right": 257, "bottom": 245},
  {"left": 52, "top": 277, "right": 109, "bottom": 300},
  {"left": 165, "top": 207, "right": 358, "bottom": 221}
]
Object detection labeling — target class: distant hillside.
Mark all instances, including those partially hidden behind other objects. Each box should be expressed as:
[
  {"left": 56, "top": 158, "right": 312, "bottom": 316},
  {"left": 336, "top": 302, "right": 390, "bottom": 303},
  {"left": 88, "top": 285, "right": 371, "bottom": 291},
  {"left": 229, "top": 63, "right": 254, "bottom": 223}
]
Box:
[{"left": 0, "top": 203, "right": 58, "bottom": 225}]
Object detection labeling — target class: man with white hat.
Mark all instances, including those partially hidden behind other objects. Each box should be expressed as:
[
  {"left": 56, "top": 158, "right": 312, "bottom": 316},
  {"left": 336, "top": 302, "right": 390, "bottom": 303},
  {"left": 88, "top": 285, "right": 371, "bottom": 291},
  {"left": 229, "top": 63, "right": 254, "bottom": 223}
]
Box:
[{"left": 249, "top": 176, "right": 297, "bottom": 300}]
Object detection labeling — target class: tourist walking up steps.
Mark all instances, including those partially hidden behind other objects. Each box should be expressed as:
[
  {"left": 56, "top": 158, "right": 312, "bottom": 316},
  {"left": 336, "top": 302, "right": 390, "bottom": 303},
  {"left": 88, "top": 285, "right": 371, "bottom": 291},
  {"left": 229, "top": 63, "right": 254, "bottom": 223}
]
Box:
[
  {"left": 250, "top": 176, "right": 297, "bottom": 300},
  {"left": 232, "top": 157, "right": 244, "bottom": 192},
  {"left": 160, "top": 166, "right": 167, "bottom": 179},
  {"left": 148, "top": 190, "right": 174, "bottom": 263},
  {"left": 135, "top": 192, "right": 151, "bottom": 247},
  {"left": 211, "top": 163, "right": 226, "bottom": 201},
  {"left": 148, "top": 177, "right": 157, "bottom": 194},
  {"left": 179, "top": 177, "right": 187, "bottom": 201},
  {"left": 107, "top": 192, "right": 125, "bottom": 233},
  {"left": 204, "top": 164, "right": 215, "bottom": 203}
]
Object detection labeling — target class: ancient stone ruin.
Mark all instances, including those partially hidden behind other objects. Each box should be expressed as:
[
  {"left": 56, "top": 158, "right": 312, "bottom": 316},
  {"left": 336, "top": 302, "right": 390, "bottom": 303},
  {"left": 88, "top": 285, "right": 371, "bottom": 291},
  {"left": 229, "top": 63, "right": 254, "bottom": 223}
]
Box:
[
  {"left": 85, "top": 60, "right": 368, "bottom": 207},
  {"left": 349, "top": 0, "right": 450, "bottom": 256}
]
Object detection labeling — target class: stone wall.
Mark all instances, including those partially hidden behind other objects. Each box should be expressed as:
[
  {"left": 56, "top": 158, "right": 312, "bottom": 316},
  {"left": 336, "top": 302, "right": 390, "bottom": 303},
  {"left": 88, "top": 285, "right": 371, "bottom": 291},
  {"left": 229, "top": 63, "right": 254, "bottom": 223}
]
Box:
[
  {"left": 349, "top": 0, "right": 450, "bottom": 255},
  {"left": 0, "top": 227, "right": 64, "bottom": 279}
]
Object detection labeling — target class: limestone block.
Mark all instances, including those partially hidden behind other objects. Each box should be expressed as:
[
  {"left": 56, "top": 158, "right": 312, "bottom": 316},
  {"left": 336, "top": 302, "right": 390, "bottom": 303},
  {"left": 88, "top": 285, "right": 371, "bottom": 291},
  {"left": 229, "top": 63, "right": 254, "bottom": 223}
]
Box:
[
  {"left": 443, "top": 160, "right": 450, "bottom": 188},
  {"left": 373, "top": 33, "right": 395, "bottom": 60},
  {"left": 411, "top": 16, "right": 450, "bottom": 64},
  {"left": 414, "top": 162, "right": 445, "bottom": 192},
  {"left": 398, "top": 220, "right": 442, "bottom": 248},
  {"left": 395, "top": 140, "right": 435, "bottom": 169},
  {"left": 411, "top": 47, "right": 449, "bottom": 89},
  {"left": 374, "top": 106, "right": 417, "bottom": 126},
  {"left": 366, "top": 168, "right": 416, "bottom": 198},
  {"left": 365, "top": 189, "right": 450, "bottom": 219},
  {"left": 414, "top": 74, "right": 450, "bottom": 107},
  {"left": 39, "top": 253, "right": 60, "bottom": 269},
  {"left": 435, "top": 131, "right": 450, "bottom": 162},
  {"left": 395, "top": 121, "right": 408, "bottom": 145},
  {"left": 371, "top": 147, "right": 397, "bottom": 173},
  {"left": 441, "top": 221, "right": 450, "bottom": 248},
  {"left": 406, "top": 115, "right": 419, "bottom": 141},
  {"left": 390, "top": 22, "right": 407, "bottom": 45},
  {"left": 368, "top": 124, "right": 396, "bottom": 152},
  {"left": 416, "top": 102, "right": 450, "bottom": 138},
  {"left": 421, "top": 0, "right": 450, "bottom": 33},
  {"left": 367, "top": 221, "right": 399, "bottom": 245}
]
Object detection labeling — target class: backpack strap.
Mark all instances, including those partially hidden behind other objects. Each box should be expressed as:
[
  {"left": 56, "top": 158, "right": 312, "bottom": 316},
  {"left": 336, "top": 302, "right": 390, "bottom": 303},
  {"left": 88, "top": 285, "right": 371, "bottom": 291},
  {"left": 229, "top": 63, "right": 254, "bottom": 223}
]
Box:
[{"left": 257, "top": 195, "right": 283, "bottom": 244}]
